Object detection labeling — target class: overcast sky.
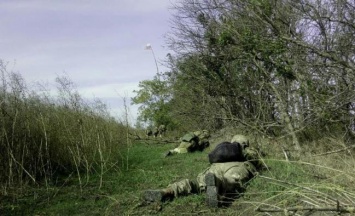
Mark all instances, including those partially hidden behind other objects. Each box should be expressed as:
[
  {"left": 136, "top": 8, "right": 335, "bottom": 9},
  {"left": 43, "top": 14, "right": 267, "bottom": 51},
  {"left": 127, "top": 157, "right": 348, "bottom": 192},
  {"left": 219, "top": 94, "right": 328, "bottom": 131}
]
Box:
[{"left": 0, "top": 0, "right": 174, "bottom": 124}]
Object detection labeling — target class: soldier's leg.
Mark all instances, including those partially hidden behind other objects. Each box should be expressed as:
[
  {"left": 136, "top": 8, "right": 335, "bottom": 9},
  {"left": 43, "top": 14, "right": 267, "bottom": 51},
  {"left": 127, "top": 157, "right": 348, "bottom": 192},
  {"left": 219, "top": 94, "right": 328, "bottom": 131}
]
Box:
[
  {"left": 164, "top": 147, "right": 188, "bottom": 157},
  {"left": 143, "top": 179, "right": 200, "bottom": 203},
  {"left": 167, "top": 179, "right": 201, "bottom": 197},
  {"left": 196, "top": 166, "right": 224, "bottom": 207}
]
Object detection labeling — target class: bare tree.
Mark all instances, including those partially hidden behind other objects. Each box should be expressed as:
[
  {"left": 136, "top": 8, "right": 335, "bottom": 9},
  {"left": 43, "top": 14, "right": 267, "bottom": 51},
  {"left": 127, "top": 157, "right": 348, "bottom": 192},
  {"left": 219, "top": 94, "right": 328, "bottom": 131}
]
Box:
[{"left": 159, "top": 0, "right": 355, "bottom": 150}]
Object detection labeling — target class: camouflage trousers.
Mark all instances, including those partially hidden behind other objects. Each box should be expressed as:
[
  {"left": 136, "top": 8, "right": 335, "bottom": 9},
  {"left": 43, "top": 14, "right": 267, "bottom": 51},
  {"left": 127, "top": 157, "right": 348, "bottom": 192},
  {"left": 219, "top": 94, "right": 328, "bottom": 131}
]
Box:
[
  {"left": 169, "top": 141, "right": 195, "bottom": 154},
  {"left": 166, "top": 162, "right": 257, "bottom": 197},
  {"left": 169, "top": 141, "right": 209, "bottom": 154}
]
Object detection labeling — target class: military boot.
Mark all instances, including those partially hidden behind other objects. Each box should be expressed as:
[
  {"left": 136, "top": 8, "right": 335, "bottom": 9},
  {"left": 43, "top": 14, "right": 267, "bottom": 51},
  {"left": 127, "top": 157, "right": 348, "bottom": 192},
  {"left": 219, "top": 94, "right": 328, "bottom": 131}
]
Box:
[
  {"left": 143, "top": 188, "right": 174, "bottom": 203},
  {"left": 205, "top": 172, "right": 218, "bottom": 207},
  {"left": 163, "top": 150, "right": 172, "bottom": 157}
]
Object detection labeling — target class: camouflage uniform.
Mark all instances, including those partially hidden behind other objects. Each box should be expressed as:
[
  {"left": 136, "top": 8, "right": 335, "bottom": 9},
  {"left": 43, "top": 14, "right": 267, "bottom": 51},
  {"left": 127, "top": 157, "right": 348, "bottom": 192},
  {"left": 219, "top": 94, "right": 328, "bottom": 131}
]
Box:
[
  {"left": 166, "top": 161, "right": 257, "bottom": 197},
  {"left": 145, "top": 128, "right": 153, "bottom": 137},
  {"left": 167, "top": 130, "right": 210, "bottom": 155},
  {"left": 193, "top": 130, "right": 210, "bottom": 150},
  {"left": 145, "top": 134, "right": 261, "bottom": 204},
  {"left": 158, "top": 125, "right": 167, "bottom": 137},
  {"left": 153, "top": 127, "right": 159, "bottom": 137},
  {"left": 152, "top": 125, "right": 167, "bottom": 138},
  {"left": 166, "top": 144, "right": 259, "bottom": 198}
]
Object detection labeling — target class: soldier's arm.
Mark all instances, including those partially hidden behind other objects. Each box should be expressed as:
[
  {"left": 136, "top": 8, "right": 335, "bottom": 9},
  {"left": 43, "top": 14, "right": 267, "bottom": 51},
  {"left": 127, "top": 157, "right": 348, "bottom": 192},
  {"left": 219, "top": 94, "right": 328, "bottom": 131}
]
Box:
[{"left": 243, "top": 147, "right": 263, "bottom": 169}]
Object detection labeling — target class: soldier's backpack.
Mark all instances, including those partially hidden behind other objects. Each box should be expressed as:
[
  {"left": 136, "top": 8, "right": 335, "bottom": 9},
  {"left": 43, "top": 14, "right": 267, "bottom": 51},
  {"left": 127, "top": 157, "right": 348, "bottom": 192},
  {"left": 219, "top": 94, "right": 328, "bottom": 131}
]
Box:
[{"left": 208, "top": 142, "right": 245, "bottom": 164}]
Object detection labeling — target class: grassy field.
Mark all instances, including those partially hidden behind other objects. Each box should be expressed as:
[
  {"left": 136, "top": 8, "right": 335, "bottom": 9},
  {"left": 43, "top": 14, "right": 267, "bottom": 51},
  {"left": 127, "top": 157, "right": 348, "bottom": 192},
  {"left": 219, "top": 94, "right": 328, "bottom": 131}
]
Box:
[
  {"left": 1, "top": 137, "right": 355, "bottom": 216},
  {"left": 1, "top": 64, "right": 354, "bottom": 215}
]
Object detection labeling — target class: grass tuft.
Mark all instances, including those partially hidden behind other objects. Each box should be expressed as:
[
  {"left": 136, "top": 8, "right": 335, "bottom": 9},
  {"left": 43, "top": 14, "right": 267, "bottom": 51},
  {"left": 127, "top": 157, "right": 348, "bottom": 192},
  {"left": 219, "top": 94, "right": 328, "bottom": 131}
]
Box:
[{"left": 2, "top": 138, "right": 355, "bottom": 215}]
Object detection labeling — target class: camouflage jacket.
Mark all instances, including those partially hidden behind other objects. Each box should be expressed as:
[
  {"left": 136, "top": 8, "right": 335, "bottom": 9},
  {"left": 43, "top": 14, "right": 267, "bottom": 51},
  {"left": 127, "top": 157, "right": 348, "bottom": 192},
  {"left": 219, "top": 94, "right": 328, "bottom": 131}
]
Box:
[{"left": 243, "top": 147, "right": 263, "bottom": 169}]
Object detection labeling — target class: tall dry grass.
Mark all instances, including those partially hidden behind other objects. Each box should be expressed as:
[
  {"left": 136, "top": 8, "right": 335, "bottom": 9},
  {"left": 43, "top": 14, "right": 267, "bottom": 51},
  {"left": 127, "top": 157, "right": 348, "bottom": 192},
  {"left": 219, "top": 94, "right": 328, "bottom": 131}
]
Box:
[{"left": 0, "top": 61, "right": 130, "bottom": 194}]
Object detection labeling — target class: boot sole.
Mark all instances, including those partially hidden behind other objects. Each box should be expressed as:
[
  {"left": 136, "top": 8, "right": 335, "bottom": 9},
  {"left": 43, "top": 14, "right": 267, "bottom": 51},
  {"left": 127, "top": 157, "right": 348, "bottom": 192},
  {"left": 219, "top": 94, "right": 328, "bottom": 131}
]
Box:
[
  {"left": 205, "top": 172, "right": 218, "bottom": 207},
  {"left": 144, "top": 190, "right": 163, "bottom": 202}
]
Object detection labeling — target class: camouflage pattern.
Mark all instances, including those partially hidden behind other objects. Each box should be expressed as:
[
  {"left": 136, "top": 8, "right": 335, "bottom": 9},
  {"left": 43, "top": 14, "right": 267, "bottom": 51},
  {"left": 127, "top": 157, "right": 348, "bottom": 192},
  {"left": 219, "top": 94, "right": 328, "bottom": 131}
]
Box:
[
  {"left": 166, "top": 134, "right": 261, "bottom": 197},
  {"left": 158, "top": 124, "right": 167, "bottom": 137},
  {"left": 230, "top": 134, "right": 263, "bottom": 167},
  {"left": 153, "top": 127, "right": 159, "bottom": 137},
  {"left": 243, "top": 146, "right": 263, "bottom": 169},
  {"left": 181, "top": 132, "right": 196, "bottom": 142},
  {"left": 169, "top": 132, "right": 198, "bottom": 154},
  {"left": 145, "top": 128, "right": 153, "bottom": 137},
  {"left": 166, "top": 161, "right": 257, "bottom": 197},
  {"left": 194, "top": 130, "right": 210, "bottom": 150},
  {"left": 166, "top": 179, "right": 199, "bottom": 197},
  {"left": 153, "top": 124, "right": 167, "bottom": 138},
  {"left": 168, "top": 130, "right": 210, "bottom": 155}
]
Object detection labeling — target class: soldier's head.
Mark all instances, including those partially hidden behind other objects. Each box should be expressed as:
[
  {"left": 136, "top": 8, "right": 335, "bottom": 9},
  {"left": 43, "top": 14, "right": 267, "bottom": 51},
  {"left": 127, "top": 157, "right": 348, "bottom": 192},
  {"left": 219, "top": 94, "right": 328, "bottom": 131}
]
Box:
[{"left": 231, "top": 134, "right": 249, "bottom": 149}]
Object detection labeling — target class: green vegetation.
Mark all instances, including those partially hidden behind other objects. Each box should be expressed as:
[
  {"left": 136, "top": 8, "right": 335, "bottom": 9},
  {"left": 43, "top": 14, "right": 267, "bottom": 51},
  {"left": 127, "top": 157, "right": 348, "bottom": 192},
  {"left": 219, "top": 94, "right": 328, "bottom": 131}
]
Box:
[
  {"left": 0, "top": 62, "right": 132, "bottom": 209},
  {"left": 2, "top": 0, "right": 355, "bottom": 215},
  {"left": 131, "top": 74, "right": 176, "bottom": 130},
  {"left": 2, "top": 137, "right": 355, "bottom": 215},
  {"left": 132, "top": 0, "right": 355, "bottom": 150}
]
